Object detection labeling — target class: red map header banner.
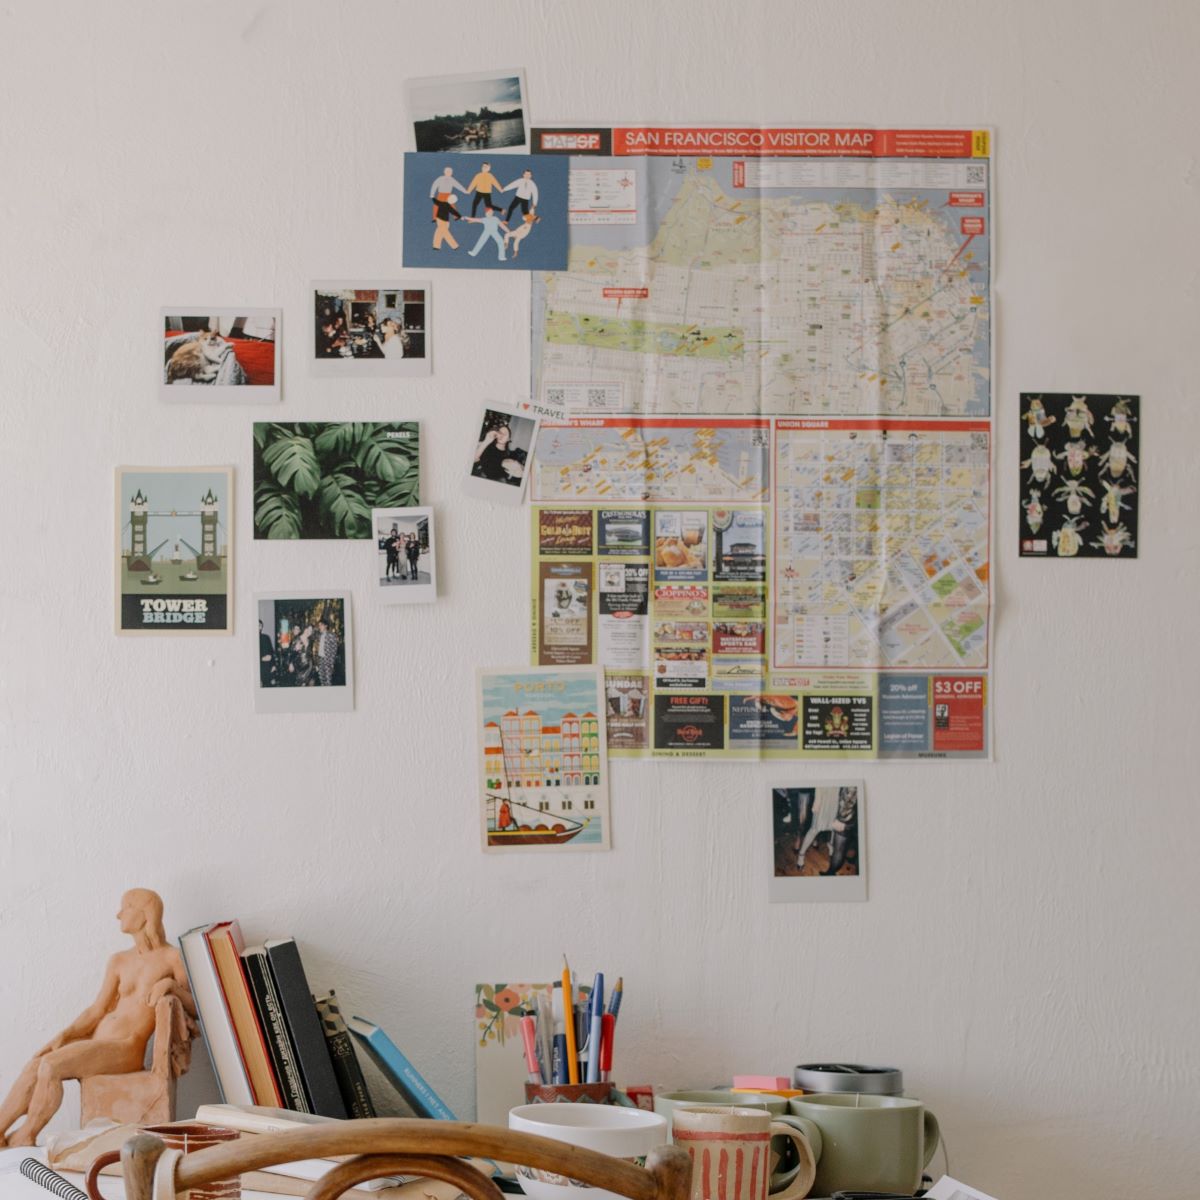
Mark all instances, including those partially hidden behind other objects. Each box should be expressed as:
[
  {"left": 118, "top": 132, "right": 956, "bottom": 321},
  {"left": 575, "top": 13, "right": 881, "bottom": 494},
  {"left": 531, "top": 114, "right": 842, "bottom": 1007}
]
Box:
[{"left": 610, "top": 128, "right": 989, "bottom": 158}]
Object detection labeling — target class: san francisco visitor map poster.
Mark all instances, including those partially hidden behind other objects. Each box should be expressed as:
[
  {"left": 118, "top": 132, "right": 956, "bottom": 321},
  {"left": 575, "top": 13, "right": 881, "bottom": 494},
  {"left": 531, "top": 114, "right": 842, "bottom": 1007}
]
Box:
[{"left": 526, "top": 126, "right": 993, "bottom": 760}]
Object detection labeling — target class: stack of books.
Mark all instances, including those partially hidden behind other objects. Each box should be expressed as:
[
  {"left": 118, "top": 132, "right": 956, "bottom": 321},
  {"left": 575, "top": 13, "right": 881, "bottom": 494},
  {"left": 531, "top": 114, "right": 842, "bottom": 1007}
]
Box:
[{"left": 179, "top": 921, "right": 455, "bottom": 1121}]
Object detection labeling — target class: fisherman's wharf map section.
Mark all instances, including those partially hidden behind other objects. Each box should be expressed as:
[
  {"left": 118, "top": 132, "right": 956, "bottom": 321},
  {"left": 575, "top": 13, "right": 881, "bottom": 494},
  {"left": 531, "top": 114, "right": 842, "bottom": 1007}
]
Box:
[
  {"left": 530, "top": 417, "right": 770, "bottom": 504},
  {"left": 528, "top": 128, "right": 994, "bottom": 760}
]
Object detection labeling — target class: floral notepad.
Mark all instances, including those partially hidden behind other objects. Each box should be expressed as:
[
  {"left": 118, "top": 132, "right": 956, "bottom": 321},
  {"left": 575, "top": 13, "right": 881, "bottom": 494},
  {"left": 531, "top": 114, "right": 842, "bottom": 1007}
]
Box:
[{"left": 473, "top": 981, "right": 553, "bottom": 1124}]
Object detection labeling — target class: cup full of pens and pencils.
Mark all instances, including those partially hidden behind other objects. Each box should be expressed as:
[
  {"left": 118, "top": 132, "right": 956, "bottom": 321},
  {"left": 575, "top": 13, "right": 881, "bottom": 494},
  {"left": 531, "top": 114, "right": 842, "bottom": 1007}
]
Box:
[
  {"left": 519, "top": 957, "right": 624, "bottom": 1103},
  {"left": 509, "top": 959, "right": 669, "bottom": 1200}
]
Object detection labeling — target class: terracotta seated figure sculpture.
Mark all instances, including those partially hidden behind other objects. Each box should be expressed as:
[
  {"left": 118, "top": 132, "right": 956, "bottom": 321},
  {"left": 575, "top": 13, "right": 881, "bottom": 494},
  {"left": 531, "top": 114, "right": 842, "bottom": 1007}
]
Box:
[{"left": 0, "top": 888, "right": 197, "bottom": 1146}]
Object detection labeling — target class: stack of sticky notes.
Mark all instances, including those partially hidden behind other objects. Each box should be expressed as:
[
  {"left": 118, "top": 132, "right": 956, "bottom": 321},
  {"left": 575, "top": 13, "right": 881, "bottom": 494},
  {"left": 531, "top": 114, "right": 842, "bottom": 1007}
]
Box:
[{"left": 732, "top": 1074, "right": 805, "bottom": 1098}]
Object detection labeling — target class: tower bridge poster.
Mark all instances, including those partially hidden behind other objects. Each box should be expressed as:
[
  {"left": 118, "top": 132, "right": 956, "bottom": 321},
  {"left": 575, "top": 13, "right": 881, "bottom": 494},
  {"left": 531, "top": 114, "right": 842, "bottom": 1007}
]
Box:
[{"left": 115, "top": 467, "right": 233, "bottom": 634}]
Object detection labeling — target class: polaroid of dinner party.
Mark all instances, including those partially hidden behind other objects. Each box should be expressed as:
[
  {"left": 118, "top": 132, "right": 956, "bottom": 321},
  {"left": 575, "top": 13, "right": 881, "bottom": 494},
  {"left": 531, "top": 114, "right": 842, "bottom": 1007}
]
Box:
[
  {"left": 311, "top": 281, "right": 431, "bottom": 378},
  {"left": 160, "top": 308, "right": 281, "bottom": 403},
  {"left": 464, "top": 402, "right": 540, "bottom": 506}
]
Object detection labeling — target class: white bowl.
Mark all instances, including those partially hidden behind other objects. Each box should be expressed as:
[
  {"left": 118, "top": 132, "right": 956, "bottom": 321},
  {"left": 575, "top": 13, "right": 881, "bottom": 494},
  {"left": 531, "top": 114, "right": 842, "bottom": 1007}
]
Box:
[{"left": 508, "top": 1103, "right": 668, "bottom": 1200}]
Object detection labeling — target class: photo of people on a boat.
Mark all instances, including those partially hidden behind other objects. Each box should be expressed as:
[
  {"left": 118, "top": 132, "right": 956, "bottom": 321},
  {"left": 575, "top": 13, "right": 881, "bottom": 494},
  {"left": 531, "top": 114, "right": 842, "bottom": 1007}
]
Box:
[
  {"left": 478, "top": 666, "right": 610, "bottom": 852},
  {"left": 406, "top": 69, "right": 528, "bottom": 153}
]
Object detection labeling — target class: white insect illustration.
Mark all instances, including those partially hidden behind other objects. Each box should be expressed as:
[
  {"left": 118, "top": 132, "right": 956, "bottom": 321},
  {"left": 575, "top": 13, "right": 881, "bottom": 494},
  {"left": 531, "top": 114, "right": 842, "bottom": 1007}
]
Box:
[
  {"left": 1098, "top": 440, "right": 1137, "bottom": 482},
  {"left": 1053, "top": 478, "right": 1094, "bottom": 516},
  {"left": 1063, "top": 396, "right": 1095, "bottom": 439},
  {"left": 1024, "top": 489, "right": 1045, "bottom": 534},
  {"left": 1055, "top": 439, "right": 1095, "bottom": 478},
  {"left": 1100, "top": 480, "right": 1134, "bottom": 524},
  {"left": 1022, "top": 397, "right": 1056, "bottom": 441},
  {"left": 1022, "top": 443, "right": 1057, "bottom": 485},
  {"left": 1092, "top": 523, "right": 1134, "bottom": 556},
  {"left": 1052, "top": 516, "right": 1087, "bottom": 558},
  {"left": 1106, "top": 397, "right": 1137, "bottom": 438}
]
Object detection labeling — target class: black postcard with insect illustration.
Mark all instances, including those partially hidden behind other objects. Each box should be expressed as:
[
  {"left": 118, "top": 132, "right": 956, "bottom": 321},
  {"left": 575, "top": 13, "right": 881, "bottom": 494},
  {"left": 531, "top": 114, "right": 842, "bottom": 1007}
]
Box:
[{"left": 1019, "top": 393, "right": 1138, "bottom": 558}]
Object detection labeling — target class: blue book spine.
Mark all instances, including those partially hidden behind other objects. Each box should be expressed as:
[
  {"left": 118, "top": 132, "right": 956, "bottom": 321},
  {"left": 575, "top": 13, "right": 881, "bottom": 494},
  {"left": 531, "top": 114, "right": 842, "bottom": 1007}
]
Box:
[{"left": 346, "top": 1016, "right": 456, "bottom": 1121}]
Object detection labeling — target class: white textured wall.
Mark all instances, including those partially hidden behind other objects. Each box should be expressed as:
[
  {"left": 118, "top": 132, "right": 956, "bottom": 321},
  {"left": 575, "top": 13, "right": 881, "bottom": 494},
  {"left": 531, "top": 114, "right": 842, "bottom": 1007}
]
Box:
[{"left": 2, "top": 2, "right": 1198, "bottom": 1196}]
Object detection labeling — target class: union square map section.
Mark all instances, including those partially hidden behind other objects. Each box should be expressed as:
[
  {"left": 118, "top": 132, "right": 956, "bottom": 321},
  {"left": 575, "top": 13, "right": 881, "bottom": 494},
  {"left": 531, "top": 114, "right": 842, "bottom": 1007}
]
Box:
[{"left": 530, "top": 500, "right": 988, "bottom": 761}]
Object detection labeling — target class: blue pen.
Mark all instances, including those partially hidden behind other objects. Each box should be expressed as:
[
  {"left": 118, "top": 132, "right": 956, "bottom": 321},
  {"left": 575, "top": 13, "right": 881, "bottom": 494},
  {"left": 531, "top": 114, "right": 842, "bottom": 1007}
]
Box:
[
  {"left": 552, "top": 1032, "right": 568, "bottom": 1084},
  {"left": 585, "top": 973, "right": 604, "bottom": 1083},
  {"left": 607, "top": 976, "right": 623, "bottom": 1023},
  {"left": 552, "top": 985, "right": 570, "bottom": 1085}
]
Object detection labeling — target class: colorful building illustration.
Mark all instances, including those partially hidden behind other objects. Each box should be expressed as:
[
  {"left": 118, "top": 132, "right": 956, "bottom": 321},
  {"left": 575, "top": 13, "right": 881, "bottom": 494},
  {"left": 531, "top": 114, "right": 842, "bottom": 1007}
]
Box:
[
  {"left": 483, "top": 721, "right": 505, "bottom": 790},
  {"left": 493, "top": 707, "right": 600, "bottom": 788}
]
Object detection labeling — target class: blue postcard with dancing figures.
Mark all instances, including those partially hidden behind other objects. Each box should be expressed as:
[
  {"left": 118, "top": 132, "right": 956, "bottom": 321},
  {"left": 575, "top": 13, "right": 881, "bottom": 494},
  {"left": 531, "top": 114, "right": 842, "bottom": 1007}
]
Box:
[{"left": 403, "top": 153, "right": 569, "bottom": 271}]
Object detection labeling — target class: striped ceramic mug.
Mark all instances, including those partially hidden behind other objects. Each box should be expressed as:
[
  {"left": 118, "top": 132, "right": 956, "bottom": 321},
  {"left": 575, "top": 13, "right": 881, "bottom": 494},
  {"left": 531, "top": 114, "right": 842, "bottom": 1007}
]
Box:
[{"left": 670, "top": 1105, "right": 817, "bottom": 1200}]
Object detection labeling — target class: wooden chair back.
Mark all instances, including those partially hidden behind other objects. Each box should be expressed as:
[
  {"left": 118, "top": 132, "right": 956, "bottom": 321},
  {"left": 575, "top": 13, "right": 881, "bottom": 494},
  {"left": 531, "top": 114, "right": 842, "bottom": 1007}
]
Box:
[{"left": 118, "top": 1118, "right": 692, "bottom": 1200}]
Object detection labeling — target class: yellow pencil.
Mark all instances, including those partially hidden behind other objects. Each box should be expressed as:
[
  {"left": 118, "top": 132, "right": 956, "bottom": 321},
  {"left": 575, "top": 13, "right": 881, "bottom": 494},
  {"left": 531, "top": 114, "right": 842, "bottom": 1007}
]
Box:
[{"left": 562, "top": 955, "right": 580, "bottom": 1084}]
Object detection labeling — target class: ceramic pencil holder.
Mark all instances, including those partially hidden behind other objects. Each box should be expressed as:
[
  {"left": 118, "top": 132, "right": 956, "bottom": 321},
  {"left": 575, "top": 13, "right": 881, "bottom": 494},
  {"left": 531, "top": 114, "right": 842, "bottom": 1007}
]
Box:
[{"left": 524, "top": 1082, "right": 615, "bottom": 1104}]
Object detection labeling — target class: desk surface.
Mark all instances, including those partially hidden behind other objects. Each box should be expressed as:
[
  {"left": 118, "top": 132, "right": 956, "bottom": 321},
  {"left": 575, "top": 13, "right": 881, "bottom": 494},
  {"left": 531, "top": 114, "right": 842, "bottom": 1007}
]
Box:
[{"left": 0, "top": 1148, "right": 281, "bottom": 1200}]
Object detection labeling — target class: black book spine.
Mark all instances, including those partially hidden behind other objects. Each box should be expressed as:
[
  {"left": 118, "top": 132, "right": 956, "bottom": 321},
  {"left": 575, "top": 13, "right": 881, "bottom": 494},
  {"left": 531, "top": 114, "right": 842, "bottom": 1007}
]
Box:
[
  {"left": 315, "top": 991, "right": 376, "bottom": 1119},
  {"left": 265, "top": 939, "right": 348, "bottom": 1119},
  {"left": 243, "top": 949, "right": 311, "bottom": 1113}
]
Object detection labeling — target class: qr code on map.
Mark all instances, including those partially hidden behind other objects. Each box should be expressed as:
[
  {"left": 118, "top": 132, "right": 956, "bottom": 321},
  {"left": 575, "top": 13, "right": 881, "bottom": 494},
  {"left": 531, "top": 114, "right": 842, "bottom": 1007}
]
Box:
[
  {"left": 751, "top": 428, "right": 769, "bottom": 446},
  {"left": 587, "top": 388, "right": 611, "bottom": 408},
  {"left": 966, "top": 164, "right": 986, "bottom": 186},
  {"left": 546, "top": 388, "right": 566, "bottom": 406}
]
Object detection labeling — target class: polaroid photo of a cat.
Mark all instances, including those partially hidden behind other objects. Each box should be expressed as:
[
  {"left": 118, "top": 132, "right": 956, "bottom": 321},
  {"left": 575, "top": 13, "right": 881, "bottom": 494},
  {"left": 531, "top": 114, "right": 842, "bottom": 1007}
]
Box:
[{"left": 160, "top": 308, "right": 282, "bottom": 403}]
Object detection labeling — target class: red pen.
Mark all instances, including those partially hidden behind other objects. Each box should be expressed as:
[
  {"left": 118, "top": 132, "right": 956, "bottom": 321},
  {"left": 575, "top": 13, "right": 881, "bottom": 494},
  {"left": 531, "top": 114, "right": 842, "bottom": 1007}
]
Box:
[
  {"left": 520, "top": 1014, "right": 541, "bottom": 1083},
  {"left": 600, "top": 1012, "right": 615, "bottom": 1082}
]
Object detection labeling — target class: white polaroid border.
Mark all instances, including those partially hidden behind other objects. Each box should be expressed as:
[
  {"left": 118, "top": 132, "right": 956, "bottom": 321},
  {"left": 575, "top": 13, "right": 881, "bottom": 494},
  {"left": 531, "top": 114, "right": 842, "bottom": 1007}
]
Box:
[
  {"left": 371, "top": 506, "right": 437, "bottom": 604},
  {"left": 254, "top": 592, "right": 355, "bottom": 713},
  {"left": 476, "top": 665, "right": 611, "bottom": 853},
  {"left": 405, "top": 68, "right": 529, "bottom": 154},
  {"left": 310, "top": 280, "right": 432, "bottom": 378},
  {"left": 463, "top": 400, "right": 541, "bottom": 507},
  {"left": 768, "top": 780, "right": 867, "bottom": 903},
  {"left": 159, "top": 308, "right": 282, "bottom": 403},
  {"left": 114, "top": 466, "right": 234, "bottom": 637}
]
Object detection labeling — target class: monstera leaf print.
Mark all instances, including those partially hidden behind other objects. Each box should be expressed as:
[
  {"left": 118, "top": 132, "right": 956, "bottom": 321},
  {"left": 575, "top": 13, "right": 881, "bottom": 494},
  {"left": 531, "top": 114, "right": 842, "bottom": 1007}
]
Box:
[{"left": 253, "top": 422, "right": 419, "bottom": 538}]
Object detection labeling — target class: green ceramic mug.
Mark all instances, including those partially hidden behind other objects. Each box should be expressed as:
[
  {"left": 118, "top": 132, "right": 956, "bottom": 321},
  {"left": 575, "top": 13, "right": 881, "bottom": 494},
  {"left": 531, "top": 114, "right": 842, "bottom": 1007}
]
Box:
[{"left": 787, "top": 1093, "right": 939, "bottom": 1196}]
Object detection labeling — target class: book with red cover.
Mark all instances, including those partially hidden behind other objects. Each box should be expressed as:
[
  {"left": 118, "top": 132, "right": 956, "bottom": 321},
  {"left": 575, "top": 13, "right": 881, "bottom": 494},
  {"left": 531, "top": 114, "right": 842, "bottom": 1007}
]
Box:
[{"left": 205, "top": 920, "right": 284, "bottom": 1106}]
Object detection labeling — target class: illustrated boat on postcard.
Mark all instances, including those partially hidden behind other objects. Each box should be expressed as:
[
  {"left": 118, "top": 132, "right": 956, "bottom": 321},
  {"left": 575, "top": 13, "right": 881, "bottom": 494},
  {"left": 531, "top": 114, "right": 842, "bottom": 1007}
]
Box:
[
  {"left": 479, "top": 670, "right": 608, "bottom": 851},
  {"left": 485, "top": 791, "right": 588, "bottom": 847},
  {"left": 483, "top": 725, "right": 589, "bottom": 847}
]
